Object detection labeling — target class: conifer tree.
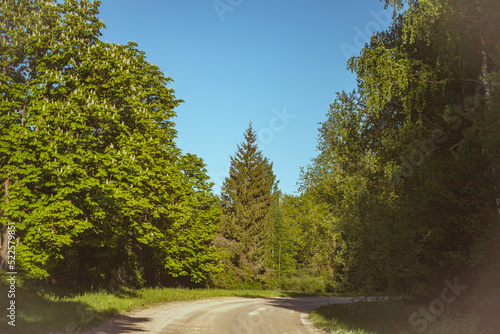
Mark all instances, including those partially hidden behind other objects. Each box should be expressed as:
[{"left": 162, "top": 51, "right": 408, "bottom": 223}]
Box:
[{"left": 220, "top": 124, "right": 277, "bottom": 269}]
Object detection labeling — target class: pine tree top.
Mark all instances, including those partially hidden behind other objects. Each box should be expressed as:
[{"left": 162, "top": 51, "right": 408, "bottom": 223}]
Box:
[{"left": 220, "top": 122, "right": 278, "bottom": 262}]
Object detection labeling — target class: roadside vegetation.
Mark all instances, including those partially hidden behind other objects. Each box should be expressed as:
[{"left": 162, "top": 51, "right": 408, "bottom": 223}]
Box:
[
  {"left": 0, "top": 284, "right": 336, "bottom": 334},
  {"left": 1, "top": 0, "right": 499, "bottom": 333},
  {"left": 310, "top": 299, "right": 479, "bottom": 334},
  {"left": 306, "top": 0, "right": 500, "bottom": 331}
]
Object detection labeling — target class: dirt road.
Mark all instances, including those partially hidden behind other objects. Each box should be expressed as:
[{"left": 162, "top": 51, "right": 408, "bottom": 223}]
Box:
[{"left": 83, "top": 296, "right": 354, "bottom": 334}]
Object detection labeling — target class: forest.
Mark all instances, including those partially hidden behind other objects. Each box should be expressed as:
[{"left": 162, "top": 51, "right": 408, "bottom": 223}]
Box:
[{"left": 1, "top": 0, "right": 499, "bottom": 301}]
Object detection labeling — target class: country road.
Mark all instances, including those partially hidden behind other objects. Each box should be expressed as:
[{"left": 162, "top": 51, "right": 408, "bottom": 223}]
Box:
[{"left": 83, "top": 296, "right": 354, "bottom": 334}]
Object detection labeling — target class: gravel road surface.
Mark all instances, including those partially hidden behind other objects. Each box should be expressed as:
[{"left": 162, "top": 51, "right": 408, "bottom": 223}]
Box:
[{"left": 83, "top": 296, "right": 354, "bottom": 334}]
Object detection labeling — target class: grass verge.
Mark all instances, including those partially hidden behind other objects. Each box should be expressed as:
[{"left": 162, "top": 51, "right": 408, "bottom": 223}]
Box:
[
  {"left": 309, "top": 298, "right": 481, "bottom": 334},
  {"left": 0, "top": 284, "right": 332, "bottom": 334}
]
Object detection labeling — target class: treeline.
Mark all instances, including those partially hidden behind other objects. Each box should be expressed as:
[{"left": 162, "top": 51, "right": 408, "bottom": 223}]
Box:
[
  {"left": 1, "top": 0, "right": 499, "bottom": 295},
  {"left": 211, "top": 0, "right": 500, "bottom": 294},
  {"left": 0, "top": 0, "right": 219, "bottom": 288},
  {"left": 303, "top": 0, "right": 500, "bottom": 294}
]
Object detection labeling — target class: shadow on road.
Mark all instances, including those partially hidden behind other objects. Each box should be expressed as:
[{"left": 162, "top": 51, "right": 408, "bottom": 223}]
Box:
[
  {"left": 264, "top": 296, "right": 353, "bottom": 313},
  {"left": 80, "top": 314, "right": 152, "bottom": 334}
]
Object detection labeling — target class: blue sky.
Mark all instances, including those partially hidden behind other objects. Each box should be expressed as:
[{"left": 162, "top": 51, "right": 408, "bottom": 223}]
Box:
[{"left": 97, "top": 0, "right": 393, "bottom": 195}]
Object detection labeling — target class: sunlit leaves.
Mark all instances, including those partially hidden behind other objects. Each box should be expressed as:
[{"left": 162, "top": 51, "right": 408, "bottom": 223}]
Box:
[
  {"left": 300, "top": 0, "right": 500, "bottom": 294},
  {"left": 1, "top": 0, "right": 219, "bottom": 285}
]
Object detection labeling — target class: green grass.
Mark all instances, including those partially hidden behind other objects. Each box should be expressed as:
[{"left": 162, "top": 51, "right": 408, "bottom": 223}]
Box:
[
  {"left": 0, "top": 284, "right": 333, "bottom": 334},
  {"left": 0, "top": 284, "right": 486, "bottom": 334},
  {"left": 310, "top": 299, "right": 412, "bottom": 334},
  {"left": 309, "top": 299, "right": 481, "bottom": 334}
]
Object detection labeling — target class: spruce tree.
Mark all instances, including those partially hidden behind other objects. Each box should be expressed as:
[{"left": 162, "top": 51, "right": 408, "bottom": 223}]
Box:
[{"left": 220, "top": 123, "right": 277, "bottom": 269}]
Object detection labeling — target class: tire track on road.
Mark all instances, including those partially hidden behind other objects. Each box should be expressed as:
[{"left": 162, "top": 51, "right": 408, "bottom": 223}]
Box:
[{"left": 84, "top": 296, "right": 353, "bottom": 333}]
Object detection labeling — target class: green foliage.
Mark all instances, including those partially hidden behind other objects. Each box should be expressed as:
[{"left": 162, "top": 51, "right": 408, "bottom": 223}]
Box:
[
  {"left": 300, "top": 0, "right": 500, "bottom": 295},
  {"left": 219, "top": 124, "right": 278, "bottom": 274},
  {"left": 2, "top": 0, "right": 499, "bottom": 299},
  {"left": 281, "top": 192, "right": 345, "bottom": 280},
  {"left": 279, "top": 275, "right": 335, "bottom": 293},
  {"left": 267, "top": 192, "right": 297, "bottom": 280},
  {"left": 208, "top": 234, "right": 263, "bottom": 290},
  {"left": 0, "top": 0, "right": 219, "bottom": 287}
]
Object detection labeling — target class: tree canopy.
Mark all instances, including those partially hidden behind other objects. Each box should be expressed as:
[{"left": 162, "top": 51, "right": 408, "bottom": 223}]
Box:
[
  {"left": 299, "top": 0, "right": 500, "bottom": 294},
  {"left": 0, "top": 0, "right": 219, "bottom": 287},
  {"left": 1, "top": 0, "right": 498, "bottom": 298}
]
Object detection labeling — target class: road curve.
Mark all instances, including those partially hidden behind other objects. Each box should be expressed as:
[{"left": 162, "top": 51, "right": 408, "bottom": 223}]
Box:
[{"left": 83, "top": 296, "right": 354, "bottom": 334}]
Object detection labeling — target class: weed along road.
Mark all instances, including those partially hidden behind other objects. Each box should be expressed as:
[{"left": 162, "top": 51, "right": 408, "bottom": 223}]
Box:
[{"left": 83, "top": 296, "right": 354, "bottom": 333}]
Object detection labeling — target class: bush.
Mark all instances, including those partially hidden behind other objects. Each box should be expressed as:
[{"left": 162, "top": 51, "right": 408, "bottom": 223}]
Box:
[
  {"left": 280, "top": 275, "right": 327, "bottom": 292},
  {"left": 208, "top": 235, "right": 262, "bottom": 290}
]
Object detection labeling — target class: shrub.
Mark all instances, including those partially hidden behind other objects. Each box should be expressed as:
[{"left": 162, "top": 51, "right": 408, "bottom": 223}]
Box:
[{"left": 280, "top": 275, "right": 327, "bottom": 292}]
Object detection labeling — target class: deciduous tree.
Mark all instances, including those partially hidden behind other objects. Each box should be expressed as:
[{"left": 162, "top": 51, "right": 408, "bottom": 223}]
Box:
[{"left": 0, "top": 0, "right": 219, "bottom": 286}]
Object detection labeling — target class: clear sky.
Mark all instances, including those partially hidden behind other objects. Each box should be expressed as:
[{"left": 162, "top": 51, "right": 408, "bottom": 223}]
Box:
[{"left": 97, "top": 0, "right": 393, "bottom": 195}]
